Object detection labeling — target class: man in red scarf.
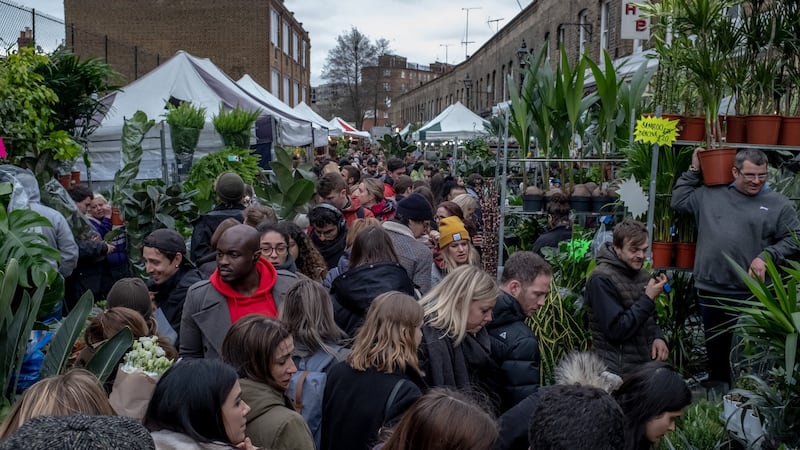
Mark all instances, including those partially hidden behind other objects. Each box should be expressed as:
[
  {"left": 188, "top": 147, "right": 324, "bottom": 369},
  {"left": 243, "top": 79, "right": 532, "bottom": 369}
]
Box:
[{"left": 179, "top": 224, "right": 299, "bottom": 359}]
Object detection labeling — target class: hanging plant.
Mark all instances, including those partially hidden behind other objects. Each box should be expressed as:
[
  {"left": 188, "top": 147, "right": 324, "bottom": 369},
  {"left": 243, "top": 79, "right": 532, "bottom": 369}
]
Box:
[
  {"left": 212, "top": 105, "right": 261, "bottom": 149},
  {"left": 165, "top": 102, "right": 206, "bottom": 155}
]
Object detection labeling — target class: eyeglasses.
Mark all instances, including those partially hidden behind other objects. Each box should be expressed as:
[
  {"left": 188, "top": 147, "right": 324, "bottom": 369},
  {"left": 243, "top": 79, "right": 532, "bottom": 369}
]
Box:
[
  {"left": 261, "top": 245, "right": 288, "bottom": 255},
  {"left": 736, "top": 168, "right": 768, "bottom": 181}
]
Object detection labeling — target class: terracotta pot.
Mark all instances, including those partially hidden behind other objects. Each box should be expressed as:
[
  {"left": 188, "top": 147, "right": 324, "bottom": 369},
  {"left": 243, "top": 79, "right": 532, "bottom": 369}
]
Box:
[
  {"left": 745, "top": 114, "right": 781, "bottom": 145},
  {"left": 111, "top": 207, "right": 124, "bottom": 226},
  {"left": 724, "top": 116, "right": 747, "bottom": 144},
  {"left": 675, "top": 242, "right": 696, "bottom": 269},
  {"left": 680, "top": 116, "right": 706, "bottom": 141},
  {"left": 58, "top": 174, "right": 71, "bottom": 190},
  {"left": 779, "top": 116, "right": 800, "bottom": 146},
  {"left": 70, "top": 170, "right": 81, "bottom": 185},
  {"left": 661, "top": 114, "right": 684, "bottom": 136},
  {"left": 651, "top": 242, "right": 674, "bottom": 268},
  {"left": 697, "top": 147, "right": 736, "bottom": 186}
]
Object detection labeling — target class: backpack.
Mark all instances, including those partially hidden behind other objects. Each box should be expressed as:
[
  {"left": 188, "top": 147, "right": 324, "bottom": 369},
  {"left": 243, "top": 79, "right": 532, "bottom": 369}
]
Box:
[{"left": 286, "top": 346, "right": 341, "bottom": 448}]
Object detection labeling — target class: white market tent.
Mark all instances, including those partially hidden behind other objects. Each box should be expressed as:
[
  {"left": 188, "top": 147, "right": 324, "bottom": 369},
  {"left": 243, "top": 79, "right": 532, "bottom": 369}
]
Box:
[
  {"left": 328, "top": 117, "right": 371, "bottom": 140},
  {"left": 80, "top": 51, "right": 315, "bottom": 181},
  {"left": 412, "top": 102, "right": 490, "bottom": 141},
  {"left": 237, "top": 75, "right": 328, "bottom": 147},
  {"left": 293, "top": 101, "right": 331, "bottom": 130}
]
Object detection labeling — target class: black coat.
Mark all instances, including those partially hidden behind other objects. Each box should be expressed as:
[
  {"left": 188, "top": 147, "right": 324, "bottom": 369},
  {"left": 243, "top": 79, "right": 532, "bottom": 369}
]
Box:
[
  {"left": 486, "top": 291, "right": 540, "bottom": 410},
  {"left": 147, "top": 266, "right": 204, "bottom": 344},
  {"left": 321, "top": 363, "right": 423, "bottom": 450},
  {"left": 532, "top": 224, "right": 572, "bottom": 256},
  {"left": 190, "top": 206, "right": 244, "bottom": 264},
  {"left": 329, "top": 262, "right": 415, "bottom": 337},
  {"left": 64, "top": 238, "right": 111, "bottom": 311}
]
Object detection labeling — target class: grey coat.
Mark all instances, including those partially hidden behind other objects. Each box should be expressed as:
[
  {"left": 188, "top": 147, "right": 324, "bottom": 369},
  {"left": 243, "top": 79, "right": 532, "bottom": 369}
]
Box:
[
  {"left": 179, "top": 270, "right": 299, "bottom": 359},
  {"left": 382, "top": 221, "right": 433, "bottom": 295}
]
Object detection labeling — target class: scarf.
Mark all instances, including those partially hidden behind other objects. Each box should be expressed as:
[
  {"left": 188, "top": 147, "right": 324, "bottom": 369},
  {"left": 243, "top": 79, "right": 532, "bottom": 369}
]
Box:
[{"left": 311, "top": 228, "right": 347, "bottom": 269}]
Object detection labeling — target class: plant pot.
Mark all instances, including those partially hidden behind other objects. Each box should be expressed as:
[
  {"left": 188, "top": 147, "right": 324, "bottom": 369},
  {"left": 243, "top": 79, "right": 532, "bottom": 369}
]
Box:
[
  {"left": 651, "top": 242, "right": 674, "bottom": 268},
  {"left": 674, "top": 242, "right": 696, "bottom": 269},
  {"left": 569, "top": 196, "right": 592, "bottom": 213},
  {"left": 58, "top": 174, "right": 71, "bottom": 190},
  {"left": 745, "top": 114, "right": 781, "bottom": 145},
  {"left": 779, "top": 116, "right": 800, "bottom": 146},
  {"left": 169, "top": 125, "right": 202, "bottom": 155},
  {"left": 680, "top": 116, "right": 706, "bottom": 141},
  {"left": 174, "top": 152, "right": 195, "bottom": 176},
  {"left": 111, "top": 207, "right": 124, "bottom": 226},
  {"left": 522, "top": 194, "right": 543, "bottom": 212},
  {"left": 724, "top": 116, "right": 747, "bottom": 144},
  {"left": 697, "top": 147, "right": 736, "bottom": 186},
  {"left": 70, "top": 170, "right": 81, "bottom": 185},
  {"left": 592, "top": 195, "right": 617, "bottom": 214}
]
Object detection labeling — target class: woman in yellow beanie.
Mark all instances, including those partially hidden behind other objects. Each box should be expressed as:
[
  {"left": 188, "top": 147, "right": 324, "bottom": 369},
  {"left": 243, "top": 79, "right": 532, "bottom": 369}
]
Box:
[{"left": 432, "top": 216, "right": 481, "bottom": 287}]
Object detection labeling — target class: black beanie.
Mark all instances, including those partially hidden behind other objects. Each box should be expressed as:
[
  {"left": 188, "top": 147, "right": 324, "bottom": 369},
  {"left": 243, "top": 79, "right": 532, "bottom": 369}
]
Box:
[
  {"left": 215, "top": 171, "right": 244, "bottom": 204},
  {"left": 396, "top": 193, "right": 434, "bottom": 221}
]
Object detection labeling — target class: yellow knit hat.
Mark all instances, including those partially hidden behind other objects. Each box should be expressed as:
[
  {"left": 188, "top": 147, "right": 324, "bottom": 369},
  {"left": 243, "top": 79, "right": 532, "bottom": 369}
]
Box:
[{"left": 438, "top": 216, "right": 470, "bottom": 248}]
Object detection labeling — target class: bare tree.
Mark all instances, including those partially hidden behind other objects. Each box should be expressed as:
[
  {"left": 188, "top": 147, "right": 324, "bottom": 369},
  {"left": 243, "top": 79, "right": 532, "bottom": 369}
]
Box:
[{"left": 322, "top": 27, "right": 382, "bottom": 128}]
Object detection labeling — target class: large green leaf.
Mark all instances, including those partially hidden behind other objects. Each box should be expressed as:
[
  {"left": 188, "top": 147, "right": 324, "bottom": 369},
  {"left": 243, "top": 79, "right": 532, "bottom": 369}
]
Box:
[
  {"left": 85, "top": 326, "right": 133, "bottom": 383},
  {"left": 39, "top": 291, "right": 93, "bottom": 378}
]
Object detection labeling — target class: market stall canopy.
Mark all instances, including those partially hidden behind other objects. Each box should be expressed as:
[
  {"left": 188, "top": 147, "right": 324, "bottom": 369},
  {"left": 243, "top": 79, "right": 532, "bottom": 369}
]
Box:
[
  {"left": 294, "top": 101, "right": 332, "bottom": 130},
  {"left": 398, "top": 123, "right": 412, "bottom": 138},
  {"left": 81, "top": 51, "right": 316, "bottom": 181},
  {"left": 237, "top": 74, "right": 327, "bottom": 147},
  {"left": 412, "top": 102, "right": 490, "bottom": 141},
  {"left": 328, "top": 117, "right": 371, "bottom": 140}
]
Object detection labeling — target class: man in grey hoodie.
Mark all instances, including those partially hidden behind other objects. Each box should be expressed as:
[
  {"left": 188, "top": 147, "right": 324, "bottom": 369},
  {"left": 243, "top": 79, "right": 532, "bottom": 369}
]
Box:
[
  {"left": 672, "top": 147, "right": 800, "bottom": 386},
  {"left": 13, "top": 169, "right": 79, "bottom": 279}
]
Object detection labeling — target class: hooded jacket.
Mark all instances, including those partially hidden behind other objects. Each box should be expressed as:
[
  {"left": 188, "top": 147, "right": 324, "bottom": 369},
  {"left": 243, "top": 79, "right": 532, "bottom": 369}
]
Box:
[
  {"left": 239, "top": 378, "right": 315, "bottom": 450},
  {"left": 341, "top": 195, "right": 374, "bottom": 226},
  {"left": 329, "top": 262, "right": 415, "bottom": 337},
  {"left": 14, "top": 170, "right": 79, "bottom": 278},
  {"left": 486, "top": 290, "right": 541, "bottom": 409},
  {"left": 585, "top": 243, "right": 663, "bottom": 376}
]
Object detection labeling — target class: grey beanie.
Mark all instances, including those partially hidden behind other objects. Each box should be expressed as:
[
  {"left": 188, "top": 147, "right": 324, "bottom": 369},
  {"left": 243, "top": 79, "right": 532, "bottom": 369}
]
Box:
[
  {"left": 0, "top": 414, "right": 155, "bottom": 450},
  {"left": 215, "top": 171, "right": 245, "bottom": 204}
]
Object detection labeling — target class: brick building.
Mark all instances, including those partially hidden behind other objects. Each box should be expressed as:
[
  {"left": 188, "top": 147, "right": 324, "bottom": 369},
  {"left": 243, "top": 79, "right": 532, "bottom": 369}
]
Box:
[
  {"left": 64, "top": 0, "right": 311, "bottom": 106},
  {"left": 390, "top": 0, "right": 640, "bottom": 125}
]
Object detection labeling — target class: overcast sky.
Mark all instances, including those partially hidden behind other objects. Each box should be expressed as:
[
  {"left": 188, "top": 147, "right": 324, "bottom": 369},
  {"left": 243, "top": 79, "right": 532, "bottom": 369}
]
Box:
[{"left": 17, "top": 0, "right": 530, "bottom": 85}]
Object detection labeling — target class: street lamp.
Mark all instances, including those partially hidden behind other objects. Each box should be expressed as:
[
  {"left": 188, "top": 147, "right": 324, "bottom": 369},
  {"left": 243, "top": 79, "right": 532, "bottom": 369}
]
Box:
[
  {"left": 462, "top": 73, "right": 473, "bottom": 109},
  {"left": 516, "top": 39, "right": 528, "bottom": 89}
]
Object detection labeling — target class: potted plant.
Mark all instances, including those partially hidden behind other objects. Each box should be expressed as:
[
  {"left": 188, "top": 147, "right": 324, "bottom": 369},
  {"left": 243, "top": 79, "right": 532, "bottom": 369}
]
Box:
[
  {"left": 651, "top": 0, "right": 743, "bottom": 185},
  {"left": 212, "top": 105, "right": 261, "bottom": 149},
  {"left": 674, "top": 212, "right": 697, "bottom": 269},
  {"left": 165, "top": 101, "right": 206, "bottom": 174},
  {"left": 183, "top": 147, "right": 263, "bottom": 214}
]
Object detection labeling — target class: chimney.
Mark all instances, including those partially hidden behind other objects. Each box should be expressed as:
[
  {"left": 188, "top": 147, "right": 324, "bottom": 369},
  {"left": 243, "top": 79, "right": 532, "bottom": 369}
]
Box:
[{"left": 17, "top": 27, "right": 33, "bottom": 48}]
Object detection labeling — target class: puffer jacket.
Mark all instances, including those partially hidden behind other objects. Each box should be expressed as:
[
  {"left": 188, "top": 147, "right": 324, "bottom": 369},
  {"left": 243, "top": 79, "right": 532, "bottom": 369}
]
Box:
[
  {"left": 486, "top": 291, "right": 541, "bottom": 409},
  {"left": 585, "top": 243, "right": 663, "bottom": 376},
  {"left": 329, "top": 262, "right": 415, "bottom": 337}
]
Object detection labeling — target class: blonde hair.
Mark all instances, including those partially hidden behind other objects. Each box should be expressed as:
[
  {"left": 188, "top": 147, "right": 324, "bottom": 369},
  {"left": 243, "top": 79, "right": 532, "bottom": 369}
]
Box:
[
  {"left": 441, "top": 243, "right": 481, "bottom": 271},
  {"left": 346, "top": 218, "right": 381, "bottom": 249},
  {"left": 419, "top": 265, "right": 498, "bottom": 345},
  {"left": 0, "top": 369, "right": 115, "bottom": 438},
  {"left": 348, "top": 291, "right": 424, "bottom": 376},
  {"left": 451, "top": 194, "right": 477, "bottom": 221},
  {"left": 361, "top": 178, "right": 385, "bottom": 202}
]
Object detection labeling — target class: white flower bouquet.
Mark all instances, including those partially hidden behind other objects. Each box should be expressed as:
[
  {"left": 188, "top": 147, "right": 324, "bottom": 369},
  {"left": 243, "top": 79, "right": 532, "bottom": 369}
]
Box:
[{"left": 110, "top": 336, "right": 175, "bottom": 420}]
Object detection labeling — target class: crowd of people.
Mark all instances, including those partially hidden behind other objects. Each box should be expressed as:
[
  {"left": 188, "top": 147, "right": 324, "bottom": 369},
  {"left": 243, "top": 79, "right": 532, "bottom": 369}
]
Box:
[{"left": 3, "top": 145, "right": 797, "bottom": 449}]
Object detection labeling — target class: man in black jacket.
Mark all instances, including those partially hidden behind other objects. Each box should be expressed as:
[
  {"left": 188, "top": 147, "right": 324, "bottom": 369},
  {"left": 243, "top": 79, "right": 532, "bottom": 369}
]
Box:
[
  {"left": 487, "top": 251, "right": 552, "bottom": 411},
  {"left": 585, "top": 219, "right": 669, "bottom": 377}
]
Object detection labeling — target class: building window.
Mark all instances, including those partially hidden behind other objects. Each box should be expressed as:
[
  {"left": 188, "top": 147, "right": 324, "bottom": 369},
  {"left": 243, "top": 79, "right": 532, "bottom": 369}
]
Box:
[
  {"left": 283, "top": 76, "right": 290, "bottom": 102},
  {"left": 294, "top": 82, "right": 300, "bottom": 106},
  {"left": 383, "top": 82, "right": 390, "bottom": 91},
  {"left": 557, "top": 26, "right": 565, "bottom": 47},
  {"left": 383, "top": 69, "right": 391, "bottom": 77},
  {"left": 544, "top": 32, "right": 551, "bottom": 61},
  {"left": 282, "top": 22, "right": 289, "bottom": 54},
  {"left": 292, "top": 32, "right": 299, "bottom": 61},
  {"left": 600, "top": 0, "right": 609, "bottom": 53},
  {"left": 302, "top": 86, "right": 307, "bottom": 103},
  {"left": 271, "top": 69, "right": 280, "bottom": 95},
  {"left": 271, "top": 11, "right": 279, "bottom": 46},
  {"left": 401, "top": 71, "right": 406, "bottom": 79},
  {"left": 579, "top": 10, "right": 588, "bottom": 55}
]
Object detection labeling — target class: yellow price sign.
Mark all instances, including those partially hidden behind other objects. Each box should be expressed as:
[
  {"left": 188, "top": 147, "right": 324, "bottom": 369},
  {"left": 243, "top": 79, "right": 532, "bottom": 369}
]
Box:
[{"left": 634, "top": 116, "right": 680, "bottom": 147}]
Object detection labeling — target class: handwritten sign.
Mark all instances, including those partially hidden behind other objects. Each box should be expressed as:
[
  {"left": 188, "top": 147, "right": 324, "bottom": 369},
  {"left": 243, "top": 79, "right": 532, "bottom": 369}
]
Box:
[{"left": 634, "top": 116, "right": 679, "bottom": 147}]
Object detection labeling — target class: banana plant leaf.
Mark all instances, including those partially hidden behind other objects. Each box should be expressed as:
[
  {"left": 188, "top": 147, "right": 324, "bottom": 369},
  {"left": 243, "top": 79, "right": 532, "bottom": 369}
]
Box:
[
  {"left": 39, "top": 291, "right": 94, "bottom": 378},
  {"left": 85, "top": 326, "right": 133, "bottom": 383}
]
